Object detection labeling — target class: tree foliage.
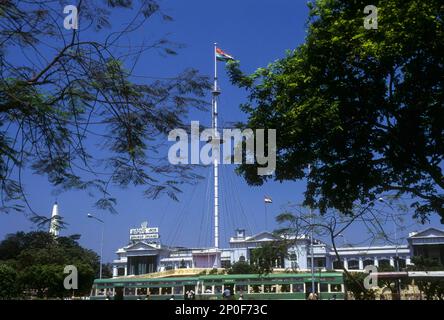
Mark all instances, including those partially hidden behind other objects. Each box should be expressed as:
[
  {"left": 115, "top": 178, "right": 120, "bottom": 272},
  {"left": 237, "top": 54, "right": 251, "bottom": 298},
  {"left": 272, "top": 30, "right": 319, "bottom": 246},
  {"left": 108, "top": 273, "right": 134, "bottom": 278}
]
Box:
[
  {"left": 250, "top": 241, "right": 288, "bottom": 274},
  {"left": 0, "top": 231, "right": 99, "bottom": 298},
  {"left": 408, "top": 256, "right": 444, "bottom": 300},
  {"left": 0, "top": 0, "right": 210, "bottom": 220},
  {"left": 227, "top": 261, "right": 257, "bottom": 275},
  {"left": 0, "top": 264, "right": 21, "bottom": 299},
  {"left": 227, "top": 0, "right": 444, "bottom": 222}
]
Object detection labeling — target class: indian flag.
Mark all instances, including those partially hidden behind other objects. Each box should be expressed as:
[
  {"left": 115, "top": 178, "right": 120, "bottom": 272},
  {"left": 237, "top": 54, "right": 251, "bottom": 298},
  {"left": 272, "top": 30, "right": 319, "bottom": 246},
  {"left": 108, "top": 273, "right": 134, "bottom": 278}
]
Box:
[
  {"left": 264, "top": 196, "right": 273, "bottom": 204},
  {"left": 216, "top": 47, "right": 234, "bottom": 62}
]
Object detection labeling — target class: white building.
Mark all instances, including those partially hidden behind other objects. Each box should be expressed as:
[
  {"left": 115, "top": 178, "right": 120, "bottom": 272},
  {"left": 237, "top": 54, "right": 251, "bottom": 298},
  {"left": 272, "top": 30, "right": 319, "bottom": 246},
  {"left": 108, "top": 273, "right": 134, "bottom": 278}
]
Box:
[{"left": 112, "top": 224, "right": 444, "bottom": 277}]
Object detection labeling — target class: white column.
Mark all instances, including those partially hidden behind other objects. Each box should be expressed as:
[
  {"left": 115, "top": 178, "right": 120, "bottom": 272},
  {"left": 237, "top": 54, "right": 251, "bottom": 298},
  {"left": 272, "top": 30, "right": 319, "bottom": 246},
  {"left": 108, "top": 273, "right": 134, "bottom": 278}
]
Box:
[
  {"left": 124, "top": 265, "right": 128, "bottom": 276},
  {"left": 406, "top": 257, "right": 411, "bottom": 265},
  {"left": 374, "top": 257, "right": 379, "bottom": 267},
  {"left": 390, "top": 257, "right": 395, "bottom": 267},
  {"left": 112, "top": 266, "right": 118, "bottom": 277},
  {"left": 359, "top": 257, "right": 364, "bottom": 270},
  {"left": 343, "top": 257, "right": 348, "bottom": 270}
]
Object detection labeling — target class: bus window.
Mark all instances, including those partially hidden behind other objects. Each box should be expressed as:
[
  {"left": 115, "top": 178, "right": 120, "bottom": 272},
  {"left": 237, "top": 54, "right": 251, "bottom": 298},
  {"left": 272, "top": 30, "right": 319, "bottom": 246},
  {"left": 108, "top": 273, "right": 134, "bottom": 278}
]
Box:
[
  {"left": 280, "top": 284, "right": 291, "bottom": 293},
  {"left": 124, "top": 287, "right": 136, "bottom": 296},
  {"left": 214, "top": 286, "right": 223, "bottom": 294},
  {"left": 330, "top": 284, "right": 342, "bottom": 292},
  {"left": 251, "top": 285, "right": 263, "bottom": 293},
  {"left": 320, "top": 283, "right": 329, "bottom": 292},
  {"left": 173, "top": 286, "right": 183, "bottom": 295},
  {"left": 292, "top": 283, "right": 304, "bottom": 293},
  {"left": 236, "top": 285, "right": 247, "bottom": 294},
  {"left": 150, "top": 287, "right": 160, "bottom": 295},
  {"left": 163, "top": 287, "right": 172, "bottom": 295},
  {"left": 138, "top": 288, "right": 148, "bottom": 295},
  {"left": 264, "top": 285, "right": 277, "bottom": 293},
  {"left": 204, "top": 286, "right": 213, "bottom": 294}
]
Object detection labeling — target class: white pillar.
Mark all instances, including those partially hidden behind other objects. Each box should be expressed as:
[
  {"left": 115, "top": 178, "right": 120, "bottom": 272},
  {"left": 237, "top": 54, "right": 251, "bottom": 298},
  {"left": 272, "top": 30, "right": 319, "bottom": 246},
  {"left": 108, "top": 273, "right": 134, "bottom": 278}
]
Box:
[
  {"left": 124, "top": 265, "right": 128, "bottom": 276},
  {"left": 112, "top": 266, "right": 118, "bottom": 277},
  {"left": 374, "top": 257, "right": 379, "bottom": 267},
  {"left": 358, "top": 257, "right": 364, "bottom": 270},
  {"left": 343, "top": 257, "right": 348, "bottom": 270},
  {"left": 406, "top": 257, "right": 411, "bottom": 265},
  {"left": 390, "top": 257, "right": 395, "bottom": 267}
]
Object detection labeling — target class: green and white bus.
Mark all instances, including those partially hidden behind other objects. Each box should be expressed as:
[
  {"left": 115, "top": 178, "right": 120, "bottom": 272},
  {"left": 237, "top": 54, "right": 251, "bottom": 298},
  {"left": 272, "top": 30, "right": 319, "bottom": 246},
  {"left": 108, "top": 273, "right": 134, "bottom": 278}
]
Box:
[{"left": 90, "top": 272, "right": 344, "bottom": 300}]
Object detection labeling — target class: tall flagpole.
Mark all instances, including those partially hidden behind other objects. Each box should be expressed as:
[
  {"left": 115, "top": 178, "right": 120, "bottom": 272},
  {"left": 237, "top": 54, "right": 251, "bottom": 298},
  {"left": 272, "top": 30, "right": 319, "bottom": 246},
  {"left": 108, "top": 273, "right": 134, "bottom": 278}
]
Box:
[{"left": 212, "top": 43, "right": 220, "bottom": 255}]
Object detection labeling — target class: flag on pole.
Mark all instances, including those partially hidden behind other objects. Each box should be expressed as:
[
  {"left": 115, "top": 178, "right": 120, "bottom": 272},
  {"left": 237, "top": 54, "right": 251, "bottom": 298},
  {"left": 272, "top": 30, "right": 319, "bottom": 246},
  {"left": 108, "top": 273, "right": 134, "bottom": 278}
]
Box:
[
  {"left": 216, "top": 47, "right": 234, "bottom": 62},
  {"left": 264, "top": 196, "right": 273, "bottom": 204}
]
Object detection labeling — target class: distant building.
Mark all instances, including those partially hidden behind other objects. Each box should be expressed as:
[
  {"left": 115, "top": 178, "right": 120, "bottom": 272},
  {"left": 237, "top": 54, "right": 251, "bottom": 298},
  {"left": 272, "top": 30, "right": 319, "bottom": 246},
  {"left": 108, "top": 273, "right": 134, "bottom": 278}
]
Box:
[
  {"left": 112, "top": 224, "right": 444, "bottom": 277},
  {"left": 49, "top": 202, "right": 60, "bottom": 237}
]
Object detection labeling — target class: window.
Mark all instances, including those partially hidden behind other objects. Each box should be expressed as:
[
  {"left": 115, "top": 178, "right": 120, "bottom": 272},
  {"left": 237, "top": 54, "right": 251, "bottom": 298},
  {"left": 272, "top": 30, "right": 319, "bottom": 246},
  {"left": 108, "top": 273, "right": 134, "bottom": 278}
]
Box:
[
  {"left": 221, "top": 260, "right": 231, "bottom": 268},
  {"left": 292, "top": 283, "right": 304, "bottom": 293},
  {"left": 236, "top": 285, "right": 247, "bottom": 294},
  {"left": 379, "top": 259, "right": 391, "bottom": 268},
  {"left": 314, "top": 258, "right": 326, "bottom": 268},
  {"left": 214, "top": 286, "right": 223, "bottom": 294},
  {"left": 263, "top": 285, "right": 276, "bottom": 293},
  {"left": 124, "top": 287, "right": 135, "bottom": 296},
  {"left": 330, "top": 284, "right": 342, "bottom": 292},
  {"left": 138, "top": 288, "right": 147, "bottom": 295},
  {"left": 173, "top": 286, "right": 183, "bottom": 294},
  {"left": 363, "top": 259, "right": 374, "bottom": 267},
  {"left": 239, "top": 255, "right": 246, "bottom": 262},
  {"left": 162, "top": 287, "right": 172, "bottom": 295},
  {"left": 348, "top": 260, "right": 359, "bottom": 270},
  {"left": 280, "top": 284, "right": 290, "bottom": 293},
  {"left": 320, "top": 283, "right": 329, "bottom": 292},
  {"left": 251, "top": 285, "right": 263, "bottom": 293},
  {"left": 150, "top": 287, "right": 159, "bottom": 295},
  {"left": 333, "top": 260, "right": 344, "bottom": 269},
  {"left": 117, "top": 268, "right": 125, "bottom": 276}
]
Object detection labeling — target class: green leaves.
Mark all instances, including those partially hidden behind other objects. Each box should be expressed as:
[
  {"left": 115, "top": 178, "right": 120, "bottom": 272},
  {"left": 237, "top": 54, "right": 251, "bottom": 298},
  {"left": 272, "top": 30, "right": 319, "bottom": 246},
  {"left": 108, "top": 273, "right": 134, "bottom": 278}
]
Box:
[
  {"left": 0, "top": 1, "right": 211, "bottom": 215},
  {"left": 227, "top": 0, "right": 444, "bottom": 221},
  {"left": 0, "top": 231, "right": 100, "bottom": 298}
]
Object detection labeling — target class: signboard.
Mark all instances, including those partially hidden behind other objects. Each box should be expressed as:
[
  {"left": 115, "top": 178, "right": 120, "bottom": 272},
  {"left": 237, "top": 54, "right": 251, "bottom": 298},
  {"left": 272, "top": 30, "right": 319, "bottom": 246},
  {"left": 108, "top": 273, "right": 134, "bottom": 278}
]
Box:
[
  {"left": 130, "top": 234, "right": 159, "bottom": 240},
  {"left": 130, "top": 227, "right": 159, "bottom": 235},
  {"left": 129, "top": 221, "right": 159, "bottom": 241}
]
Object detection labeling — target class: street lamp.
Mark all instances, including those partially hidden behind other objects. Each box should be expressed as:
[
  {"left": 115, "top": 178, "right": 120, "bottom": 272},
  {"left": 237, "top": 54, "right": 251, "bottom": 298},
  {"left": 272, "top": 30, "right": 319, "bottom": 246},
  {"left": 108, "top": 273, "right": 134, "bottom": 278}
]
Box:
[{"left": 88, "top": 213, "right": 105, "bottom": 279}]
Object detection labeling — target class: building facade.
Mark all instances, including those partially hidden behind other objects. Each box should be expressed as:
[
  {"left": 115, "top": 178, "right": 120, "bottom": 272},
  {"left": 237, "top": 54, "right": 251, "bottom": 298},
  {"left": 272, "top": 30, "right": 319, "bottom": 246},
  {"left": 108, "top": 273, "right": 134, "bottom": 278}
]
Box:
[{"left": 112, "top": 223, "right": 444, "bottom": 277}]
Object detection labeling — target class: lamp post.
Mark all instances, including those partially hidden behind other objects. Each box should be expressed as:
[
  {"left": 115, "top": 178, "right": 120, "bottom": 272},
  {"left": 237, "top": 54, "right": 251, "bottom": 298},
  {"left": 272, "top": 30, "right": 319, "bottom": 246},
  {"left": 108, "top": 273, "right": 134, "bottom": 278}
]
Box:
[
  {"left": 377, "top": 197, "right": 402, "bottom": 299},
  {"left": 88, "top": 213, "right": 105, "bottom": 279}
]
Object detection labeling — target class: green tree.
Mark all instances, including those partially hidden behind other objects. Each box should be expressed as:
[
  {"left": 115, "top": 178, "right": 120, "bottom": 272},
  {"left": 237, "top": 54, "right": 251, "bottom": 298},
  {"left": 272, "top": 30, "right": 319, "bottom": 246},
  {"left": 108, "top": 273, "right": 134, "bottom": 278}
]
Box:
[
  {"left": 227, "top": 261, "right": 257, "bottom": 275},
  {"left": 0, "top": 0, "right": 210, "bottom": 219},
  {"left": 408, "top": 256, "right": 444, "bottom": 300},
  {"left": 0, "top": 231, "right": 99, "bottom": 298},
  {"left": 227, "top": 0, "right": 444, "bottom": 222},
  {"left": 0, "top": 264, "right": 21, "bottom": 299},
  {"left": 250, "top": 241, "right": 288, "bottom": 274},
  {"left": 344, "top": 272, "right": 376, "bottom": 300}
]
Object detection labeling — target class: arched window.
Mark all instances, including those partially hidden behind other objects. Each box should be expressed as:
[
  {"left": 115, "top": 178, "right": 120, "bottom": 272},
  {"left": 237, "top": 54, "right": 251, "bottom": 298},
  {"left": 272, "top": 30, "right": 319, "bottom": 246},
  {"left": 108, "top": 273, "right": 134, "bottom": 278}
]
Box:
[
  {"left": 363, "top": 259, "right": 374, "bottom": 268},
  {"left": 379, "top": 259, "right": 391, "bottom": 269},
  {"left": 239, "top": 255, "right": 246, "bottom": 262},
  {"left": 348, "top": 259, "right": 359, "bottom": 270},
  {"left": 333, "top": 260, "right": 344, "bottom": 269}
]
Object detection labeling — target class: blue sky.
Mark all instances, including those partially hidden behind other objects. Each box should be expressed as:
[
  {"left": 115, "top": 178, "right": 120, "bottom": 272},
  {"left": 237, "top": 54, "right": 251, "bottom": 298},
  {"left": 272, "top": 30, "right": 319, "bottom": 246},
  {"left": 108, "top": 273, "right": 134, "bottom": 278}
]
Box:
[{"left": 0, "top": 0, "right": 442, "bottom": 263}]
